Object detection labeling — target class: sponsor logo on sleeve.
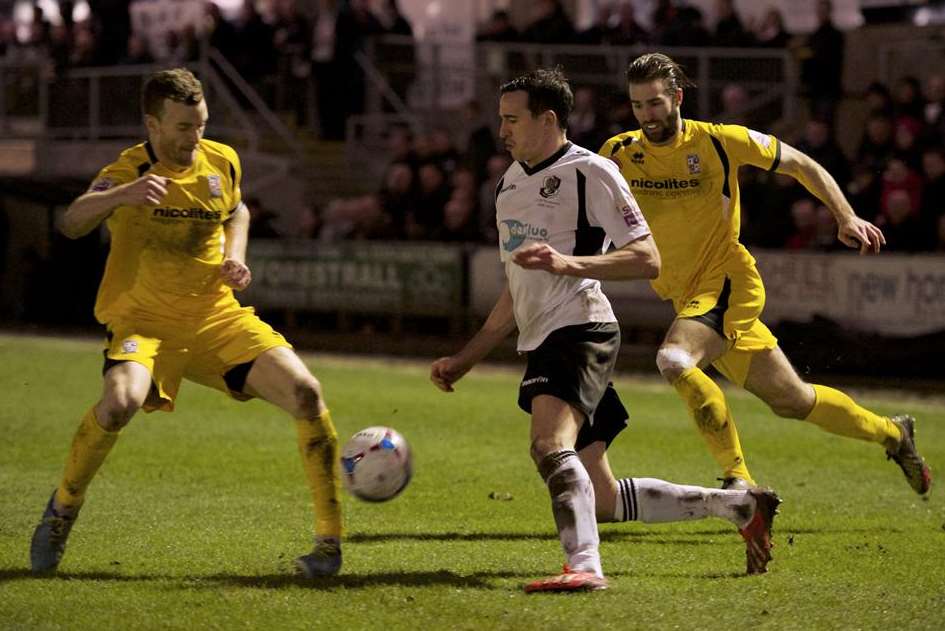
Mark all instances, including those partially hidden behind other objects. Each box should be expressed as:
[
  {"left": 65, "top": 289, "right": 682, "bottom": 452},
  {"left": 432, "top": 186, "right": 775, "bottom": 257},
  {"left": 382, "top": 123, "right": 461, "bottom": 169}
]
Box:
[
  {"left": 748, "top": 129, "right": 773, "bottom": 150},
  {"left": 620, "top": 204, "right": 642, "bottom": 228},
  {"left": 90, "top": 178, "right": 114, "bottom": 192}
]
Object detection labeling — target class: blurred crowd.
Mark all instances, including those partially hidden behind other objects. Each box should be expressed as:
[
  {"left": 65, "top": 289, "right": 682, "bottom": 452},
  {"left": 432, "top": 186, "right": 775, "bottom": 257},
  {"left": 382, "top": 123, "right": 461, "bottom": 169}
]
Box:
[{"left": 2, "top": 0, "right": 944, "bottom": 253}]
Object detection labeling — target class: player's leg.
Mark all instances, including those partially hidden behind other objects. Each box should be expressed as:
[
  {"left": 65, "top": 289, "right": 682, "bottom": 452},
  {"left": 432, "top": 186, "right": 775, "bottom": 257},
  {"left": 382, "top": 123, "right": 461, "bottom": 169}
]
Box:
[
  {"left": 658, "top": 317, "right": 752, "bottom": 485},
  {"left": 743, "top": 346, "right": 931, "bottom": 494},
  {"left": 578, "top": 440, "right": 780, "bottom": 574},
  {"left": 242, "top": 346, "right": 343, "bottom": 575},
  {"left": 31, "top": 360, "right": 152, "bottom": 573},
  {"left": 527, "top": 394, "right": 607, "bottom": 590}
]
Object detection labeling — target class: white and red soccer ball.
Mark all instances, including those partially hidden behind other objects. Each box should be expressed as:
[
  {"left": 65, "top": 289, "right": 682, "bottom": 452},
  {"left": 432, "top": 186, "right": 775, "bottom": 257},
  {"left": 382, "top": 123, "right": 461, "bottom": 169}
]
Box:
[{"left": 340, "top": 426, "right": 412, "bottom": 502}]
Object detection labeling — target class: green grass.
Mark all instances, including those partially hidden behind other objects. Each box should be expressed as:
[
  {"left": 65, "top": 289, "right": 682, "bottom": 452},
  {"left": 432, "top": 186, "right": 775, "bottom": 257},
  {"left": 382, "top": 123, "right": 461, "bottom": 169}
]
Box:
[{"left": 1, "top": 333, "right": 943, "bottom": 630}]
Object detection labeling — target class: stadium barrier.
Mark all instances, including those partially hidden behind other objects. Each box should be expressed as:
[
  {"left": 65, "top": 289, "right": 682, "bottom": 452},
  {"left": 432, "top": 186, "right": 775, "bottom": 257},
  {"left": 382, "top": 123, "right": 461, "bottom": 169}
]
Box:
[{"left": 243, "top": 242, "right": 945, "bottom": 338}]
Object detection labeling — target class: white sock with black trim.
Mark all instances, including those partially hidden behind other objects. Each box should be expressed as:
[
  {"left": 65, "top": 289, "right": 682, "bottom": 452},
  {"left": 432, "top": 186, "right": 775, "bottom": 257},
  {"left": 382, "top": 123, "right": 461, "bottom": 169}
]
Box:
[
  {"left": 539, "top": 449, "right": 603, "bottom": 578},
  {"left": 614, "top": 478, "right": 755, "bottom": 527}
]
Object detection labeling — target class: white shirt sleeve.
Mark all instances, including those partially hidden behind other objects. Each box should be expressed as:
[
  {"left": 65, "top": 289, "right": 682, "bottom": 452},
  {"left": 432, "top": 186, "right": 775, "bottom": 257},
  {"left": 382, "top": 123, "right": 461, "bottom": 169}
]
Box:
[{"left": 585, "top": 158, "right": 651, "bottom": 249}]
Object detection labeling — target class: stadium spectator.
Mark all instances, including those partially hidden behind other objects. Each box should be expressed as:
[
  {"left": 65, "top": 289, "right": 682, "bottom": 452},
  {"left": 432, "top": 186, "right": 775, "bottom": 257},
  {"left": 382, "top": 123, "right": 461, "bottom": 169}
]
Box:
[
  {"left": 374, "top": 0, "right": 415, "bottom": 110},
  {"left": 431, "top": 194, "right": 479, "bottom": 242},
  {"left": 406, "top": 161, "right": 450, "bottom": 240},
  {"left": 475, "top": 9, "right": 518, "bottom": 42},
  {"left": 478, "top": 152, "right": 512, "bottom": 244},
  {"left": 935, "top": 214, "right": 945, "bottom": 251},
  {"left": 857, "top": 112, "right": 895, "bottom": 173},
  {"left": 879, "top": 189, "right": 926, "bottom": 252},
  {"left": 923, "top": 74, "right": 945, "bottom": 143},
  {"left": 880, "top": 157, "right": 923, "bottom": 224},
  {"left": 568, "top": 86, "right": 607, "bottom": 151},
  {"left": 892, "top": 75, "right": 925, "bottom": 121},
  {"left": 232, "top": 0, "right": 276, "bottom": 89},
  {"left": 427, "top": 127, "right": 460, "bottom": 177},
  {"left": 118, "top": 31, "right": 154, "bottom": 65},
  {"left": 28, "top": 68, "right": 345, "bottom": 578},
  {"left": 574, "top": 2, "right": 612, "bottom": 45},
  {"left": 796, "top": 119, "right": 850, "bottom": 190},
  {"left": 893, "top": 116, "right": 923, "bottom": 170},
  {"left": 519, "top": 0, "right": 576, "bottom": 44},
  {"left": 799, "top": 0, "right": 844, "bottom": 123},
  {"left": 847, "top": 160, "right": 882, "bottom": 222},
  {"left": 741, "top": 171, "right": 801, "bottom": 248},
  {"left": 920, "top": 145, "right": 945, "bottom": 239},
  {"left": 205, "top": 1, "right": 237, "bottom": 61},
  {"left": 754, "top": 7, "right": 790, "bottom": 48},
  {"left": 310, "top": 0, "right": 343, "bottom": 139},
  {"left": 864, "top": 81, "right": 894, "bottom": 115},
  {"left": 247, "top": 196, "right": 281, "bottom": 239},
  {"left": 462, "top": 100, "right": 497, "bottom": 185},
  {"left": 655, "top": 5, "right": 710, "bottom": 47},
  {"left": 272, "top": 0, "right": 312, "bottom": 127},
  {"left": 605, "top": 1, "right": 650, "bottom": 47},
  {"left": 784, "top": 197, "right": 819, "bottom": 249},
  {"left": 334, "top": 0, "right": 382, "bottom": 136},
  {"left": 711, "top": 0, "right": 751, "bottom": 47},
  {"left": 379, "top": 160, "right": 416, "bottom": 234},
  {"left": 601, "top": 52, "right": 930, "bottom": 497}
]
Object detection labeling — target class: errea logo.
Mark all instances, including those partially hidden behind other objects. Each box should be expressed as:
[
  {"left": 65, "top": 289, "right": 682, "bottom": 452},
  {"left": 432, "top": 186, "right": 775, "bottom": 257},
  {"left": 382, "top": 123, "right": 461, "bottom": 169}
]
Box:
[{"left": 500, "top": 219, "right": 548, "bottom": 251}]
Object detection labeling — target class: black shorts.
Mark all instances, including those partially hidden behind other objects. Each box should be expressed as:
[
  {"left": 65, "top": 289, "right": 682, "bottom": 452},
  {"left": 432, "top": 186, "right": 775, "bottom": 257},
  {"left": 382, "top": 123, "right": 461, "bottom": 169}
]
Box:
[{"left": 517, "top": 322, "right": 629, "bottom": 451}]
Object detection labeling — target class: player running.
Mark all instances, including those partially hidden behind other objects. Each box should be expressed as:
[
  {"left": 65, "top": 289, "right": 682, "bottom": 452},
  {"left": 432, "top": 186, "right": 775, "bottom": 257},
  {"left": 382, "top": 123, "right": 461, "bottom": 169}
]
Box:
[
  {"left": 432, "top": 68, "right": 780, "bottom": 592},
  {"left": 600, "top": 53, "right": 930, "bottom": 495}
]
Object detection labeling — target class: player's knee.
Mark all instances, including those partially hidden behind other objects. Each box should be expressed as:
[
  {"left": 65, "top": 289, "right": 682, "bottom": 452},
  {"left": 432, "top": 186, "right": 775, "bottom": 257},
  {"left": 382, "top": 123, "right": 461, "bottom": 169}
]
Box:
[
  {"left": 656, "top": 346, "right": 695, "bottom": 382},
  {"left": 765, "top": 386, "right": 814, "bottom": 420},
  {"left": 292, "top": 376, "right": 325, "bottom": 420},
  {"left": 97, "top": 393, "right": 141, "bottom": 430},
  {"left": 530, "top": 436, "right": 565, "bottom": 469}
]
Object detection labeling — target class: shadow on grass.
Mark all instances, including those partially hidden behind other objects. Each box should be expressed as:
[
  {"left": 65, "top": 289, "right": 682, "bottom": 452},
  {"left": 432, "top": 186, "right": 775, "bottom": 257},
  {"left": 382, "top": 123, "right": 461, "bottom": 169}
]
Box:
[{"left": 0, "top": 567, "right": 751, "bottom": 590}]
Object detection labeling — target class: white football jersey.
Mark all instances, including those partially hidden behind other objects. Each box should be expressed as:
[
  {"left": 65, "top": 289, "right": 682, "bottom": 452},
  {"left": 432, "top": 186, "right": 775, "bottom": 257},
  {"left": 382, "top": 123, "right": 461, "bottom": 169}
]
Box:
[{"left": 496, "top": 142, "right": 651, "bottom": 351}]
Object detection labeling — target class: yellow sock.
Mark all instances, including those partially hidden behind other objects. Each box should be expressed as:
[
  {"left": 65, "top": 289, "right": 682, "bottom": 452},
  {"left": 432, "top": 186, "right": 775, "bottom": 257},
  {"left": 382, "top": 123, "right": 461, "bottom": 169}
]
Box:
[
  {"left": 55, "top": 406, "right": 120, "bottom": 512},
  {"left": 673, "top": 367, "right": 753, "bottom": 483},
  {"left": 296, "top": 409, "right": 343, "bottom": 539},
  {"left": 805, "top": 385, "right": 901, "bottom": 450}
]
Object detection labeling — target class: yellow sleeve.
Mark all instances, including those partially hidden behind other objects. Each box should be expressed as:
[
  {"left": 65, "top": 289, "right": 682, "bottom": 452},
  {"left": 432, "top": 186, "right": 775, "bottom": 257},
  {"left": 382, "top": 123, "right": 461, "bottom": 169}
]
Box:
[
  {"left": 715, "top": 124, "right": 781, "bottom": 172},
  {"left": 88, "top": 157, "right": 137, "bottom": 193}
]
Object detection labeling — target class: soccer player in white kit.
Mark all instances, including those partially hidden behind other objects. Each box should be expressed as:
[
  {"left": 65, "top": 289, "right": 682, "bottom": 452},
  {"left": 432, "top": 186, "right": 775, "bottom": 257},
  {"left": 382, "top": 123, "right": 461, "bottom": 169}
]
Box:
[{"left": 431, "top": 68, "right": 780, "bottom": 592}]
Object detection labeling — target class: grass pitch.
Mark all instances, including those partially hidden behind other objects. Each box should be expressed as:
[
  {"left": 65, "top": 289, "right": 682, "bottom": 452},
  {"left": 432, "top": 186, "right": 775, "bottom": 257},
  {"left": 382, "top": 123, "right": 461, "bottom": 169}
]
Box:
[{"left": 1, "top": 333, "right": 943, "bottom": 630}]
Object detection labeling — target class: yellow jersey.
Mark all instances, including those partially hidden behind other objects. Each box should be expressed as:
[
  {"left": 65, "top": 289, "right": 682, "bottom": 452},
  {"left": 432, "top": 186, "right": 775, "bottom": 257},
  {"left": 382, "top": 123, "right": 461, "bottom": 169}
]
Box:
[
  {"left": 600, "top": 120, "right": 780, "bottom": 303},
  {"left": 89, "top": 138, "right": 243, "bottom": 324}
]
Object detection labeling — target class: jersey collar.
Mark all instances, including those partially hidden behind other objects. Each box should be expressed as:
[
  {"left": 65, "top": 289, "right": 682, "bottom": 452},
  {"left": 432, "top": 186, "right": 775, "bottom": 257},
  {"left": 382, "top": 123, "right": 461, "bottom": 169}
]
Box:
[{"left": 519, "top": 142, "right": 571, "bottom": 176}]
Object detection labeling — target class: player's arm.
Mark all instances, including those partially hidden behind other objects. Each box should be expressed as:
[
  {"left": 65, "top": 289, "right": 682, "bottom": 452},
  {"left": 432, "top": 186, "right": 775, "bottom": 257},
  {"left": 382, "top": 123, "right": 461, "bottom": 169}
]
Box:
[
  {"left": 430, "top": 284, "right": 516, "bottom": 392},
  {"left": 59, "top": 174, "right": 168, "bottom": 239},
  {"left": 775, "top": 142, "right": 885, "bottom": 254},
  {"left": 221, "top": 202, "right": 252, "bottom": 291},
  {"left": 512, "top": 234, "right": 660, "bottom": 280}
]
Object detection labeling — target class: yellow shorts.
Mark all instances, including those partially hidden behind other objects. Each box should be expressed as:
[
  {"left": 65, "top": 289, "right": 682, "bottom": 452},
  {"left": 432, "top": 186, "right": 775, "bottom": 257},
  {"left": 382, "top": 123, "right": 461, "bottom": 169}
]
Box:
[
  {"left": 673, "top": 257, "right": 777, "bottom": 387},
  {"left": 103, "top": 303, "right": 291, "bottom": 412}
]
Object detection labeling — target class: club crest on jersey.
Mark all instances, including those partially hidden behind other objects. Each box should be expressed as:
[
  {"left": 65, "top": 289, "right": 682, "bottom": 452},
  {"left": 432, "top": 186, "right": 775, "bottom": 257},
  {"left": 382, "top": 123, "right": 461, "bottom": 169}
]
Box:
[
  {"left": 687, "top": 154, "right": 701, "bottom": 174},
  {"left": 539, "top": 175, "right": 561, "bottom": 199},
  {"left": 500, "top": 219, "right": 548, "bottom": 251},
  {"left": 631, "top": 151, "right": 645, "bottom": 164},
  {"left": 207, "top": 174, "right": 223, "bottom": 198}
]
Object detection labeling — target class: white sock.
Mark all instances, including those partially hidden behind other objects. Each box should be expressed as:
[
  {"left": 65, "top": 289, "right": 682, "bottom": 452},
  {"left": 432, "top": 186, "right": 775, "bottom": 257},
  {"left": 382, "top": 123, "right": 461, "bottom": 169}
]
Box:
[
  {"left": 615, "top": 478, "right": 756, "bottom": 528},
  {"left": 539, "top": 450, "right": 602, "bottom": 577}
]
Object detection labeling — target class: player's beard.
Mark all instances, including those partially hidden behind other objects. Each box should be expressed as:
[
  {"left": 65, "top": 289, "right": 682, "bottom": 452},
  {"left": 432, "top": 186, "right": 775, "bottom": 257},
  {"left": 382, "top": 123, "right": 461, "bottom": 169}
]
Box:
[{"left": 641, "top": 107, "right": 680, "bottom": 144}]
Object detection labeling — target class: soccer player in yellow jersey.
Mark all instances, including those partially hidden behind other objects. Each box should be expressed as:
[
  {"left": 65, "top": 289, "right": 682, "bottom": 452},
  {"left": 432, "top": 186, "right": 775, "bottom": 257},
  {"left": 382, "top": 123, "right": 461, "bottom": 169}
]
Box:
[
  {"left": 30, "top": 69, "right": 343, "bottom": 578},
  {"left": 600, "top": 53, "right": 931, "bottom": 495}
]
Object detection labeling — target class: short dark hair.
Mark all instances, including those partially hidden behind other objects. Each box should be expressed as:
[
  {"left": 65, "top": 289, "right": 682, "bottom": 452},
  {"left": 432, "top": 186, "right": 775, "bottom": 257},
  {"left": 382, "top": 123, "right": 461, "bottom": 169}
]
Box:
[
  {"left": 626, "top": 53, "right": 695, "bottom": 93},
  {"left": 142, "top": 68, "right": 204, "bottom": 118},
  {"left": 500, "top": 67, "right": 573, "bottom": 131}
]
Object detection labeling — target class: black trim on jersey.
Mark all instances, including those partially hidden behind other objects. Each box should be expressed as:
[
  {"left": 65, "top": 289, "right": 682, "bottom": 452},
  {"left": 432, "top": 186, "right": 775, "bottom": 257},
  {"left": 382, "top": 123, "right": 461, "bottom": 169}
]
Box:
[
  {"left": 519, "top": 142, "right": 572, "bottom": 176},
  {"left": 228, "top": 161, "right": 237, "bottom": 191},
  {"left": 144, "top": 141, "right": 158, "bottom": 164},
  {"left": 573, "top": 169, "right": 606, "bottom": 256},
  {"left": 137, "top": 162, "right": 152, "bottom": 176},
  {"left": 494, "top": 176, "right": 504, "bottom": 203},
  {"left": 609, "top": 136, "right": 635, "bottom": 157},
  {"left": 708, "top": 135, "right": 731, "bottom": 200},
  {"left": 768, "top": 138, "right": 782, "bottom": 173},
  {"left": 223, "top": 360, "right": 255, "bottom": 394}
]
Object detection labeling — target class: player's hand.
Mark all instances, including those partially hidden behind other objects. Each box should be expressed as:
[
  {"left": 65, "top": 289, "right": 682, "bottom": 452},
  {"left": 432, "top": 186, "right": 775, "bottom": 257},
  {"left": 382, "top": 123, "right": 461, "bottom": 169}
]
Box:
[
  {"left": 119, "top": 174, "right": 169, "bottom": 206},
  {"left": 838, "top": 216, "right": 885, "bottom": 255},
  {"left": 430, "top": 356, "right": 469, "bottom": 392},
  {"left": 221, "top": 259, "right": 252, "bottom": 291},
  {"left": 512, "top": 243, "right": 571, "bottom": 274}
]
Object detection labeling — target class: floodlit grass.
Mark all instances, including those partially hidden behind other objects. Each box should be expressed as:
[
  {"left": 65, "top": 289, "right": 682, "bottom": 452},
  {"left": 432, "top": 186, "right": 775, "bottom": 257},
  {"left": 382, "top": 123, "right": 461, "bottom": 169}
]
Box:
[{"left": 1, "top": 333, "right": 943, "bottom": 630}]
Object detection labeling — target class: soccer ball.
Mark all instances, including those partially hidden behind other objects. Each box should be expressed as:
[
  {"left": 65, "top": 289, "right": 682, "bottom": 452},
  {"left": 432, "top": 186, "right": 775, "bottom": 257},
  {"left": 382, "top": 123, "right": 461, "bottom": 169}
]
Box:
[{"left": 340, "top": 426, "right": 412, "bottom": 502}]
